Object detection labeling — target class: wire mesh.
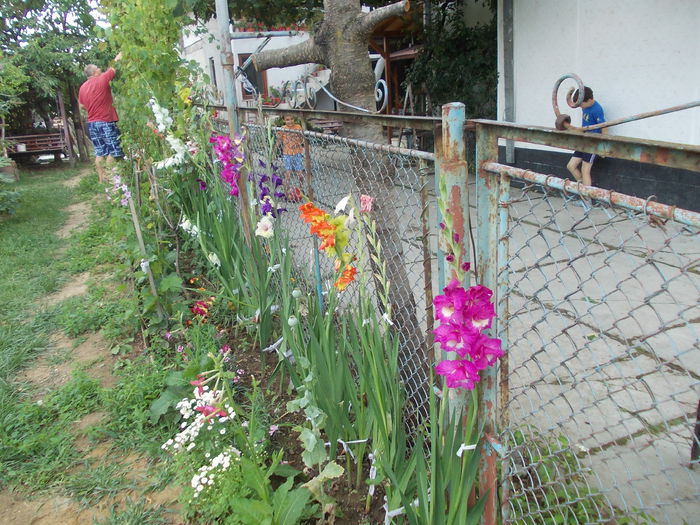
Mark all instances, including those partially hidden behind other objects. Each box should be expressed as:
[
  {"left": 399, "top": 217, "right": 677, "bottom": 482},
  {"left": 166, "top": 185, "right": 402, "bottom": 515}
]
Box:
[
  {"left": 495, "top": 177, "right": 700, "bottom": 524},
  {"left": 242, "top": 122, "right": 438, "bottom": 420}
]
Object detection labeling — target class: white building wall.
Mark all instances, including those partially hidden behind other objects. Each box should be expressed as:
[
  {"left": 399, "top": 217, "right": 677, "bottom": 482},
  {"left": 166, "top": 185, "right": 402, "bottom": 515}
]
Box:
[
  {"left": 498, "top": 0, "right": 700, "bottom": 145},
  {"left": 181, "top": 18, "right": 317, "bottom": 107}
]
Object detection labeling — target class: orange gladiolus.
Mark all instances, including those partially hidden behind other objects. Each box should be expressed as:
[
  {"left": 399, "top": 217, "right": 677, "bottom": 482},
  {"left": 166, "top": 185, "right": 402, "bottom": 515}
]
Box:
[
  {"left": 299, "top": 202, "right": 327, "bottom": 224},
  {"left": 334, "top": 265, "right": 357, "bottom": 291}
]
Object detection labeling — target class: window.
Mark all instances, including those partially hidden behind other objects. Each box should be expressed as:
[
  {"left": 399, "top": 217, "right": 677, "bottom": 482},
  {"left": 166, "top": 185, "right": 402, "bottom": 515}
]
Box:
[
  {"left": 208, "top": 57, "right": 218, "bottom": 90},
  {"left": 238, "top": 54, "right": 267, "bottom": 100}
]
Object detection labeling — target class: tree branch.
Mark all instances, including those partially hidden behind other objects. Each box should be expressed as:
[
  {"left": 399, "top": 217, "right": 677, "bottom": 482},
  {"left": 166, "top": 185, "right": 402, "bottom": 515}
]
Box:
[
  {"left": 358, "top": 0, "right": 410, "bottom": 36},
  {"left": 253, "top": 38, "right": 325, "bottom": 71}
]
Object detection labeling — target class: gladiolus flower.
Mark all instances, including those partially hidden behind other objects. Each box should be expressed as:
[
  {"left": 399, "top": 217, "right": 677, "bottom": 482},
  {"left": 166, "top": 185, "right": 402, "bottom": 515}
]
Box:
[
  {"left": 334, "top": 265, "right": 357, "bottom": 291},
  {"left": 435, "top": 358, "right": 481, "bottom": 390},
  {"left": 334, "top": 195, "right": 350, "bottom": 214},
  {"left": 360, "top": 194, "right": 374, "bottom": 213},
  {"left": 255, "top": 215, "right": 274, "bottom": 238},
  {"left": 432, "top": 278, "right": 503, "bottom": 391}
]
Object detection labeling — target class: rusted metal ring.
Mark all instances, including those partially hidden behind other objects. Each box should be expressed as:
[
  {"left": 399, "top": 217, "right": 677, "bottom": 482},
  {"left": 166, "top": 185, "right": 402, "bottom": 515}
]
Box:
[
  {"left": 561, "top": 178, "right": 572, "bottom": 197},
  {"left": 643, "top": 194, "right": 657, "bottom": 217},
  {"left": 553, "top": 73, "right": 585, "bottom": 128}
]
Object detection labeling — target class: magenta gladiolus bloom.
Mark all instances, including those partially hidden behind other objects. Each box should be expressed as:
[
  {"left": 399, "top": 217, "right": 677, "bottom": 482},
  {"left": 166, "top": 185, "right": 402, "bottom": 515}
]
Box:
[
  {"left": 434, "top": 279, "right": 469, "bottom": 323},
  {"left": 463, "top": 285, "right": 496, "bottom": 330},
  {"left": 435, "top": 358, "right": 481, "bottom": 390},
  {"left": 466, "top": 332, "right": 503, "bottom": 369},
  {"left": 432, "top": 277, "right": 504, "bottom": 390}
]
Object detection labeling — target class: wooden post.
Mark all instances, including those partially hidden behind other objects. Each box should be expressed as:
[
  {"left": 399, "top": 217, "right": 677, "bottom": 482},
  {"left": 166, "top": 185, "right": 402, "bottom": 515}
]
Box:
[{"left": 57, "top": 90, "right": 74, "bottom": 163}]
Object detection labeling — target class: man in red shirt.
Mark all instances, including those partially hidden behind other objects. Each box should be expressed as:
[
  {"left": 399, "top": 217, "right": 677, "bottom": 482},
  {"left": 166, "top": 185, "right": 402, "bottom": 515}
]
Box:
[{"left": 78, "top": 53, "right": 123, "bottom": 183}]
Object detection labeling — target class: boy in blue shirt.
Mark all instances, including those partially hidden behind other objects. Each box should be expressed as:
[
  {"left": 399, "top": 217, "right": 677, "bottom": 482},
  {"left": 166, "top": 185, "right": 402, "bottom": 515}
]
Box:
[{"left": 563, "top": 86, "right": 606, "bottom": 186}]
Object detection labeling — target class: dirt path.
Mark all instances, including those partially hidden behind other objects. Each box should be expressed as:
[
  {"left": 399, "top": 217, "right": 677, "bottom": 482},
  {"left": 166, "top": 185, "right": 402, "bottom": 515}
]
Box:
[{"left": 1, "top": 167, "right": 181, "bottom": 524}]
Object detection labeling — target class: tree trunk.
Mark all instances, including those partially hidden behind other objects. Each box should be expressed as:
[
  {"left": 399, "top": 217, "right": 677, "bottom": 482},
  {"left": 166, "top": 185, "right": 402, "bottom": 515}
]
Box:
[
  {"left": 255, "top": 0, "right": 428, "bottom": 415},
  {"left": 69, "top": 84, "right": 90, "bottom": 162}
]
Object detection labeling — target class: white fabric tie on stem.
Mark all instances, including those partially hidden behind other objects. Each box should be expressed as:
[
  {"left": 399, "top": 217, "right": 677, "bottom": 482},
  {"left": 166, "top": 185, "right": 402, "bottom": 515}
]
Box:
[
  {"left": 383, "top": 490, "right": 428, "bottom": 525},
  {"left": 324, "top": 438, "right": 369, "bottom": 462},
  {"left": 456, "top": 443, "right": 478, "bottom": 457},
  {"left": 261, "top": 337, "right": 284, "bottom": 353}
]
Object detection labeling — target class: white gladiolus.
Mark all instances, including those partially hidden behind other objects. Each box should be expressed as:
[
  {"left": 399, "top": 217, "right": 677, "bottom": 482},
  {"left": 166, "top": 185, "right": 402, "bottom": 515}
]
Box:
[
  {"left": 255, "top": 215, "right": 274, "bottom": 238},
  {"left": 334, "top": 195, "right": 350, "bottom": 214}
]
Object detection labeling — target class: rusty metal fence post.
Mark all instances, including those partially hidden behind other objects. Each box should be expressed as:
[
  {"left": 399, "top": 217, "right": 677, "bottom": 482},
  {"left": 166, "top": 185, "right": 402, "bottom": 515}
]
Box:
[
  {"left": 475, "top": 122, "right": 503, "bottom": 525},
  {"left": 436, "top": 103, "right": 472, "bottom": 423}
]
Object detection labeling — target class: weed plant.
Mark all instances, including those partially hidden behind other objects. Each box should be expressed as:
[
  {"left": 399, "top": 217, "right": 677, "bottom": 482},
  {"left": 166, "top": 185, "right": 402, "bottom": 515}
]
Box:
[
  {"left": 93, "top": 496, "right": 170, "bottom": 525},
  {"left": 0, "top": 372, "right": 102, "bottom": 489},
  {"left": 100, "top": 355, "right": 178, "bottom": 454}
]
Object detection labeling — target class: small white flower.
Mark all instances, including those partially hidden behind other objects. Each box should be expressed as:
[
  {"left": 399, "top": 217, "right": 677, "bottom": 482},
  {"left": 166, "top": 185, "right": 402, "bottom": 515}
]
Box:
[
  {"left": 362, "top": 318, "right": 371, "bottom": 327},
  {"left": 207, "top": 252, "right": 221, "bottom": 268},
  {"left": 288, "top": 316, "right": 298, "bottom": 327},
  {"left": 267, "top": 264, "right": 281, "bottom": 273},
  {"left": 334, "top": 195, "right": 350, "bottom": 214},
  {"left": 382, "top": 312, "right": 394, "bottom": 326},
  {"left": 139, "top": 259, "right": 150, "bottom": 273},
  {"left": 292, "top": 289, "right": 302, "bottom": 299}
]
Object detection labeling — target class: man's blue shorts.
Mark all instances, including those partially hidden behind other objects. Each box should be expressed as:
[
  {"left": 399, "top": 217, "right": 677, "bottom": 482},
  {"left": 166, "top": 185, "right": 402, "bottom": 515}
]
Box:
[
  {"left": 283, "top": 153, "right": 304, "bottom": 171},
  {"left": 87, "top": 121, "right": 124, "bottom": 158}
]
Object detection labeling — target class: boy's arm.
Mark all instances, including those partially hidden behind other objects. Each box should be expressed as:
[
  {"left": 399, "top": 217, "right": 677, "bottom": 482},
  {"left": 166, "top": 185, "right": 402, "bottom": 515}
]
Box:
[{"left": 563, "top": 121, "right": 582, "bottom": 132}]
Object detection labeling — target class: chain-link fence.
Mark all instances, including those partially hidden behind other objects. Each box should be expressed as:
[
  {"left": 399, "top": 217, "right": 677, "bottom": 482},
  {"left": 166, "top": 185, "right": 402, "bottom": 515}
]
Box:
[
  {"left": 215, "top": 110, "right": 699, "bottom": 524},
  {"left": 243, "top": 122, "right": 439, "bottom": 421},
  {"left": 480, "top": 164, "right": 700, "bottom": 524}
]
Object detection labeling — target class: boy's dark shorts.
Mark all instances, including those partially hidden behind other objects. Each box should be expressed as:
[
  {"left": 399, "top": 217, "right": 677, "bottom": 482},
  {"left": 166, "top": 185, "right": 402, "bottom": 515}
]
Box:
[
  {"left": 87, "top": 121, "right": 124, "bottom": 158},
  {"left": 572, "top": 151, "right": 597, "bottom": 164}
]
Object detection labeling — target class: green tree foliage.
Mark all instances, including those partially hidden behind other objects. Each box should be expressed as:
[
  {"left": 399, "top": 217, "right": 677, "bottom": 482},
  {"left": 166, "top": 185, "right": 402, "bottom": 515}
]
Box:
[
  {"left": 0, "top": 0, "right": 103, "bottom": 131},
  {"left": 101, "top": 0, "right": 193, "bottom": 155},
  {"left": 181, "top": 0, "right": 393, "bottom": 29},
  {"left": 406, "top": 2, "right": 498, "bottom": 117},
  {"left": 0, "top": 55, "right": 29, "bottom": 119}
]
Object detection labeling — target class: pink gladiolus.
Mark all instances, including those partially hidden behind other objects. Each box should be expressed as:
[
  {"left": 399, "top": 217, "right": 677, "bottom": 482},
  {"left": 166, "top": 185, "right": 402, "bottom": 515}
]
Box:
[
  {"left": 435, "top": 358, "right": 481, "bottom": 390},
  {"left": 432, "top": 277, "right": 504, "bottom": 391},
  {"left": 433, "top": 279, "right": 468, "bottom": 323},
  {"left": 433, "top": 322, "right": 471, "bottom": 354},
  {"left": 467, "top": 333, "right": 503, "bottom": 370},
  {"left": 463, "top": 285, "right": 496, "bottom": 330},
  {"left": 360, "top": 194, "right": 374, "bottom": 213},
  {"left": 195, "top": 405, "right": 227, "bottom": 418}
]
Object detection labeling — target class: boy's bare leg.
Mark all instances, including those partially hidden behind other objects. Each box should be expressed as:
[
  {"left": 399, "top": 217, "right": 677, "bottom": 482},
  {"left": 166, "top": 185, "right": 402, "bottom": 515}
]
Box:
[
  {"left": 581, "top": 161, "right": 593, "bottom": 186},
  {"left": 567, "top": 157, "right": 583, "bottom": 183}
]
